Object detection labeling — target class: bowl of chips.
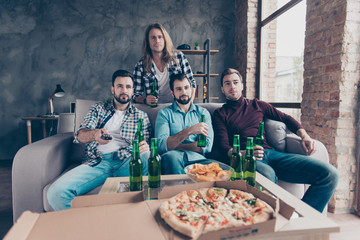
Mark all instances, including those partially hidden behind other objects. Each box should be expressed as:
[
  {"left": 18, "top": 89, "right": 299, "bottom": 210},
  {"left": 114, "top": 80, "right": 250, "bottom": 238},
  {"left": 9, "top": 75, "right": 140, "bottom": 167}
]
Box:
[{"left": 184, "top": 162, "right": 233, "bottom": 182}]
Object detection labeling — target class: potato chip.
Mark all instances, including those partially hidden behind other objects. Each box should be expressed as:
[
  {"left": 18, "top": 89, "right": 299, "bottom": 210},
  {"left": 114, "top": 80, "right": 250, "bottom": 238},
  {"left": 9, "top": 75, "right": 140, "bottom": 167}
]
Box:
[{"left": 186, "top": 163, "right": 232, "bottom": 182}]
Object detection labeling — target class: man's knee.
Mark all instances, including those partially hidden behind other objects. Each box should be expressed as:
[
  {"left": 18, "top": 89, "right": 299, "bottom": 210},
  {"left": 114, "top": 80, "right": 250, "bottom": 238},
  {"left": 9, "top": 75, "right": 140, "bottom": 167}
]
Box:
[
  {"left": 161, "top": 150, "right": 184, "bottom": 174},
  {"left": 161, "top": 151, "right": 181, "bottom": 164},
  {"left": 47, "top": 182, "right": 68, "bottom": 211},
  {"left": 256, "top": 161, "right": 277, "bottom": 183},
  {"left": 325, "top": 164, "right": 339, "bottom": 188}
]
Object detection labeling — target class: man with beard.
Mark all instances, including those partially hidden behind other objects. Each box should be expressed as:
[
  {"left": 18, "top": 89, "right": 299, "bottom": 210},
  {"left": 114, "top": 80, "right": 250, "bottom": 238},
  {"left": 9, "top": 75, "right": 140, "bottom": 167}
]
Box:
[
  {"left": 212, "top": 68, "right": 338, "bottom": 213},
  {"left": 155, "top": 73, "right": 217, "bottom": 174},
  {"left": 47, "top": 69, "right": 151, "bottom": 210}
]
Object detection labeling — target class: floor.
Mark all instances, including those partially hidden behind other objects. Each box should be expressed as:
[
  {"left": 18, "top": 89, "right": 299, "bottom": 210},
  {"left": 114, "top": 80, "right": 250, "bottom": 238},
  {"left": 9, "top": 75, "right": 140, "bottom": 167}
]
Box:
[
  {"left": 328, "top": 212, "right": 360, "bottom": 240},
  {"left": 0, "top": 159, "right": 359, "bottom": 239}
]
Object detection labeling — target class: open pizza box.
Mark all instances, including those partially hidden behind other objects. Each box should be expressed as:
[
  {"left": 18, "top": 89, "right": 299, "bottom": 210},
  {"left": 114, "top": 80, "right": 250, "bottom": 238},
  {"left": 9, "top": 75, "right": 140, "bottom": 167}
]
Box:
[{"left": 4, "top": 181, "right": 294, "bottom": 240}]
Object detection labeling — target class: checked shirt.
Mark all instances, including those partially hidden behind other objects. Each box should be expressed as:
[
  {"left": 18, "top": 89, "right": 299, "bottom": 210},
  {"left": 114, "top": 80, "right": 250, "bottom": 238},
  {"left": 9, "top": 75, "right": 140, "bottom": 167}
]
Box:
[
  {"left": 74, "top": 100, "right": 151, "bottom": 166},
  {"left": 133, "top": 51, "right": 195, "bottom": 100}
]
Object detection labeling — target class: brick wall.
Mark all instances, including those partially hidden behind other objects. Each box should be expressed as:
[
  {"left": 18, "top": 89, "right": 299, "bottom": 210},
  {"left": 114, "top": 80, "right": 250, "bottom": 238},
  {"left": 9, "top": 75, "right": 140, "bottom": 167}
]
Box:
[
  {"left": 235, "top": 0, "right": 258, "bottom": 99},
  {"left": 235, "top": 0, "right": 360, "bottom": 213},
  {"left": 302, "top": 0, "right": 360, "bottom": 213}
]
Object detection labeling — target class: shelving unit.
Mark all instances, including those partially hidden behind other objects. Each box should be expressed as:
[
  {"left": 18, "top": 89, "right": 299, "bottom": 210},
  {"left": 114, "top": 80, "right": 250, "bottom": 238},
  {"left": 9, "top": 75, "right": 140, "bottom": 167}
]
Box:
[{"left": 180, "top": 39, "right": 219, "bottom": 103}]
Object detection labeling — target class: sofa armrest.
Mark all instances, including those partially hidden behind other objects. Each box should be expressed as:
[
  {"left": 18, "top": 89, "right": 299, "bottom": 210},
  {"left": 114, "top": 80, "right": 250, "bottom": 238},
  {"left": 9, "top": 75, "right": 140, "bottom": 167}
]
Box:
[
  {"left": 286, "top": 134, "right": 330, "bottom": 164},
  {"left": 12, "top": 132, "right": 74, "bottom": 222}
]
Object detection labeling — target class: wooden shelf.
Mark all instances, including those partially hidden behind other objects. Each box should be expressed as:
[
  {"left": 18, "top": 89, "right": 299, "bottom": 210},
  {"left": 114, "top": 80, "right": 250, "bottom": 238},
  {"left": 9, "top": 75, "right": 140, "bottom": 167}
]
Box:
[
  {"left": 193, "top": 73, "right": 219, "bottom": 77},
  {"left": 181, "top": 39, "right": 219, "bottom": 103},
  {"left": 179, "top": 49, "right": 219, "bottom": 55}
]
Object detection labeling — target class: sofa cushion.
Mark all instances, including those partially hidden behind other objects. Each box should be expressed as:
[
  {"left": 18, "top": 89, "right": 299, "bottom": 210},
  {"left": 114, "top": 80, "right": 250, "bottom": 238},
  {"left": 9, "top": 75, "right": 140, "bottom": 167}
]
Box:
[
  {"left": 134, "top": 103, "right": 171, "bottom": 131},
  {"left": 75, "top": 99, "right": 98, "bottom": 132},
  {"left": 264, "top": 119, "right": 287, "bottom": 152},
  {"left": 70, "top": 142, "right": 85, "bottom": 163}
]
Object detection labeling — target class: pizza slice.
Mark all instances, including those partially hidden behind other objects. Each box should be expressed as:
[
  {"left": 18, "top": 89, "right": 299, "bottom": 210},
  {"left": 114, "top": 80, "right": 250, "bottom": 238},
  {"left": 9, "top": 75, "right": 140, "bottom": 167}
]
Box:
[
  {"left": 197, "top": 187, "right": 227, "bottom": 204},
  {"left": 226, "top": 189, "right": 255, "bottom": 204},
  {"left": 242, "top": 197, "right": 275, "bottom": 224},
  {"left": 160, "top": 191, "right": 210, "bottom": 238},
  {"left": 159, "top": 201, "right": 206, "bottom": 238},
  {"left": 202, "top": 210, "right": 234, "bottom": 234}
]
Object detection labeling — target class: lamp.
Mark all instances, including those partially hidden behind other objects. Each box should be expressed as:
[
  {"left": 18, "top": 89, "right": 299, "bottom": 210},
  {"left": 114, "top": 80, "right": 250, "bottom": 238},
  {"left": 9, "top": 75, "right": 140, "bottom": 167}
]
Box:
[{"left": 49, "top": 84, "right": 65, "bottom": 116}]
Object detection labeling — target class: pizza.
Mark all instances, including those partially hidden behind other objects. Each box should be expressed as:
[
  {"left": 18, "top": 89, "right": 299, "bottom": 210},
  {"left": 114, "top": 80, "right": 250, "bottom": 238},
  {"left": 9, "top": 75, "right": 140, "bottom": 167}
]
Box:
[{"left": 159, "top": 187, "right": 274, "bottom": 239}]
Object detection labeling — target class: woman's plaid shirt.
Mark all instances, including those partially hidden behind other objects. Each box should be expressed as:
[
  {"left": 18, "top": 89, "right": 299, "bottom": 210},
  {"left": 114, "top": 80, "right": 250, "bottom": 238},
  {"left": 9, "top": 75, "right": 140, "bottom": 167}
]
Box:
[
  {"left": 133, "top": 51, "right": 195, "bottom": 100},
  {"left": 74, "top": 100, "right": 151, "bottom": 166}
]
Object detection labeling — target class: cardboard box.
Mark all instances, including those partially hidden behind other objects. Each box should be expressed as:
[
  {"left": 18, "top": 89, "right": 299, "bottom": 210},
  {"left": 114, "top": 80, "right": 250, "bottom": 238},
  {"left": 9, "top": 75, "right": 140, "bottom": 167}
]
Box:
[{"left": 5, "top": 181, "right": 294, "bottom": 240}]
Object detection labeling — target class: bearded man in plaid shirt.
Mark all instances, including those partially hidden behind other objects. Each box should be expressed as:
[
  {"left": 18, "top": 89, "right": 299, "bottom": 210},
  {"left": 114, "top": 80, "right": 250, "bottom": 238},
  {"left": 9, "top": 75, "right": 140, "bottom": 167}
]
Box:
[{"left": 47, "top": 69, "right": 151, "bottom": 211}]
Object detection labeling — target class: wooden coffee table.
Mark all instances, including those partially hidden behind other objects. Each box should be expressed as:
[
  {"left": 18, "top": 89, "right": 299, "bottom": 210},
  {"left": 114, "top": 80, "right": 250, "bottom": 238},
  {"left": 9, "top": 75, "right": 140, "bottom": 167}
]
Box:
[{"left": 99, "top": 173, "right": 339, "bottom": 240}]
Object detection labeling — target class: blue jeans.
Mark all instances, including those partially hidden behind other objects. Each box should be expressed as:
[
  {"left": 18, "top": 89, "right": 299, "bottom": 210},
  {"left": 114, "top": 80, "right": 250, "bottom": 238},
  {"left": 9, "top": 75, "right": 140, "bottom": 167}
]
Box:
[
  {"left": 161, "top": 150, "right": 220, "bottom": 174},
  {"left": 47, "top": 151, "right": 149, "bottom": 211},
  {"left": 256, "top": 149, "right": 339, "bottom": 212}
]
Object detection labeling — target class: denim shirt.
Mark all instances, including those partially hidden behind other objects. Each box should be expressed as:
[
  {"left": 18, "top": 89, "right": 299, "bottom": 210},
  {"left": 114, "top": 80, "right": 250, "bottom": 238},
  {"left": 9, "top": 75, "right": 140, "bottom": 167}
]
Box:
[
  {"left": 133, "top": 51, "right": 195, "bottom": 101},
  {"left": 155, "top": 102, "right": 213, "bottom": 161}
]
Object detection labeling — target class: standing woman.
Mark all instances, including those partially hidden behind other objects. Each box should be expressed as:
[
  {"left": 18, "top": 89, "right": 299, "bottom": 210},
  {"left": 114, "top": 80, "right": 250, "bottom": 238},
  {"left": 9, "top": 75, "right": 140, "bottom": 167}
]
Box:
[{"left": 133, "top": 23, "right": 196, "bottom": 106}]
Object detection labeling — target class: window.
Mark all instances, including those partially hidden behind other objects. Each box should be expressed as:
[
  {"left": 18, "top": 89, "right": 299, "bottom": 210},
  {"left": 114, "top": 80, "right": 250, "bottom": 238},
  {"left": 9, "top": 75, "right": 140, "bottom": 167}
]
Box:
[{"left": 257, "top": 0, "right": 305, "bottom": 121}]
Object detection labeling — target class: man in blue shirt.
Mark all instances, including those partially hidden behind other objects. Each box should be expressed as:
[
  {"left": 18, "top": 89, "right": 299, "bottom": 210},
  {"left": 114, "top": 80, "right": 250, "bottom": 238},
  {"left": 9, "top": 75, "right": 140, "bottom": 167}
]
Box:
[{"left": 155, "top": 73, "right": 216, "bottom": 174}]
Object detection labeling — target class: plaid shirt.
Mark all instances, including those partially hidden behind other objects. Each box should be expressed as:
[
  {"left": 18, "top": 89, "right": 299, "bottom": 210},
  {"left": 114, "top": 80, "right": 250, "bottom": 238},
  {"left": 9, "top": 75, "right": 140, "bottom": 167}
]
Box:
[
  {"left": 133, "top": 51, "right": 196, "bottom": 100},
  {"left": 74, "top": 100, "right": 151, "bottom": 166}
]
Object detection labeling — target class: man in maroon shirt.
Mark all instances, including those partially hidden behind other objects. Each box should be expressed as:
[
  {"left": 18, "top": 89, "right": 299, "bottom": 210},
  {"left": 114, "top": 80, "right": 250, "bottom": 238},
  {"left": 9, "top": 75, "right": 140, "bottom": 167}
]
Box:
[{"left": 213, "top": 68, "right": 338, "bottom": 212}]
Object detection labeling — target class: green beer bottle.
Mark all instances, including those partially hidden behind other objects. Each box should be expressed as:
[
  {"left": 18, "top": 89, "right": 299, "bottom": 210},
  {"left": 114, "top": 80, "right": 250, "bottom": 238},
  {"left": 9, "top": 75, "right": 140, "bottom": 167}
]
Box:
[
  {"left": 149, "top": 80, "right": 158, "bottom": 108},
  {"left": 148, "top": 138, "right": 161, "bottom": 188},
  {"left": 197, "top": 114, "right": 206, "bottom": 147},
  {"left": 134, "top": 119, "right": 144, "bottom": 142},
  {"left": 230, "top": 135, "right": 242, "bottom": 180},
  {"left": 243, "top": 137, "right": 256, "bottom": 186},
  {"left": 254, "top": 122, "right": 264, "bottom": 147},
  {"left": 129, "top": 140, "right": 143, "bottom": 191}
]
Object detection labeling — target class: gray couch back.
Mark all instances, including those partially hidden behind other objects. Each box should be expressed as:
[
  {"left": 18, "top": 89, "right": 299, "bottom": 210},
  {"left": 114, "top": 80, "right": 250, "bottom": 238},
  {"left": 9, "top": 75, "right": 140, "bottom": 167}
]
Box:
[
  {"left": 70, "top": 99, "right": 292, "bottom": 163},
  {"left": 70, "top": 100, "right": 224, "bottom": 163}
]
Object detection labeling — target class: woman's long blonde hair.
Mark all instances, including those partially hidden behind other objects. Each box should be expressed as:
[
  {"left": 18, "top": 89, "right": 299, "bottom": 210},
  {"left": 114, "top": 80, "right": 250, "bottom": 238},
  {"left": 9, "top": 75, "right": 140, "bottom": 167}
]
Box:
[{"left": 142, "top": 23, "right": 177, "bottom": 73}]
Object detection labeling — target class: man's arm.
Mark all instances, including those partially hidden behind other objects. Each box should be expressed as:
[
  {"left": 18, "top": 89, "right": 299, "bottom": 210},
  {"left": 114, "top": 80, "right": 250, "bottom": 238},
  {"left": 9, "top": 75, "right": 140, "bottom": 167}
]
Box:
[
  {"left": 74, "top": 103, "right": 102, "bottom": 144},
  {"left": 177, "top": 51, "right": 196, "bottom": 88},
  {"left": 297, "top": 128, "right": 316, "bottom": 155},
  {"left": 167, "top": 122, "right": 208, "bottom": 152},
  {"left": 175, "top": 142, "right": 202, "bottom": 153},
  {"left": 135, "top": 95, "right": 158, "bottom": 106},
  {"left": 77, "top": 128, "right": 111, "bottom": 145},
  {"left": 212, "top": 109, "right": 232, "bottom": 156},
  {"left": 259, "top": 100, "right": 316, "bottom": 155},
  {"left": 155, "top": 108, "right": 208, "bottom": 154},
  {"left": 132, "top": 62, "right": 145, "bottom": 102},
  {"left": 171, "top": 109, "right": 213, "bottom": 154}
]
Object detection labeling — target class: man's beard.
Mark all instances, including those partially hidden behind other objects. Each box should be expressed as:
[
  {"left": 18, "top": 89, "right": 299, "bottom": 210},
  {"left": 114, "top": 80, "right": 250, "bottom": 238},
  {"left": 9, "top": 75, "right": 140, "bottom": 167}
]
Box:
[
  {"left": 114, "top": 93, "right": 131, "bottom": 104},
  {"left": 175, "top": 94, "right": 191, "bottom": 105}
]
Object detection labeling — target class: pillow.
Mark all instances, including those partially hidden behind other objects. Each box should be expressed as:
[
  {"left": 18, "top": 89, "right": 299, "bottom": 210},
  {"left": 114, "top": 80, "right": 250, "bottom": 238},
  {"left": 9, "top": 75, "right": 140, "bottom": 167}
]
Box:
[{"left": 264, "top": 119, "right": 287, "bottom": 152}]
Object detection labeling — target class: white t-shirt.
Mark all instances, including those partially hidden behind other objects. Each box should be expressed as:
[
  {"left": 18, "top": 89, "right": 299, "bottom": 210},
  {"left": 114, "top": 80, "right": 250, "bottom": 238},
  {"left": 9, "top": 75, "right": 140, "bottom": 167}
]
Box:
[
  {"left": 97, "top": 110, "right": 127, "bottom": 154},
  {"left": 153, "top": 61, "right": 174, "bottom": 104}
]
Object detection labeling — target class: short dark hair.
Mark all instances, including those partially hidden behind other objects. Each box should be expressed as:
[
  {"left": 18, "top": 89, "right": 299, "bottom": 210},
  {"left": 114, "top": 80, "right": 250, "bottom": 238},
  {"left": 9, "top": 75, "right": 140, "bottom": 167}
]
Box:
[
  {"left": 220, "top": 68, "right": 243, "bottom": 86},
  {"left": 111, "top": 69, "right": 134, "bottom": 86},
  {"left": 169, "top": 73, "right": 191, "bottom": 91}
]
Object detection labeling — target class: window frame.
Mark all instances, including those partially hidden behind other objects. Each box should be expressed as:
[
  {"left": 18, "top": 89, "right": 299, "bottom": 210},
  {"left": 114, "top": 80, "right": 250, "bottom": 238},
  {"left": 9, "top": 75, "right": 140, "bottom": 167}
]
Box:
[{"left": 256, "top": 0, "right": 304, "bottom": 109}]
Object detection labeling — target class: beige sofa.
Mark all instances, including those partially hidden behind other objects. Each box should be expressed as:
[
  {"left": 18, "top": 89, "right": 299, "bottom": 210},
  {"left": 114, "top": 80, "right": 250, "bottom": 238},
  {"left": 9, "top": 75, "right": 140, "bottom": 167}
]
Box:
[{"left": 12, "top": 99, "right": 330, "bottom": 221}]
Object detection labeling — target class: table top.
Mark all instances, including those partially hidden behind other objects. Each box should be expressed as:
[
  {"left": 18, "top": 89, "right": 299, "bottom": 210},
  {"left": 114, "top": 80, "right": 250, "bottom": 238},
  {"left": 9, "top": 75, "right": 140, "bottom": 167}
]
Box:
[{"left": 100, "top": 173, "right": 340, "bottom": 239}]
